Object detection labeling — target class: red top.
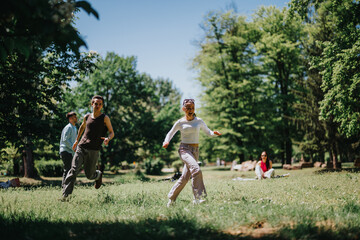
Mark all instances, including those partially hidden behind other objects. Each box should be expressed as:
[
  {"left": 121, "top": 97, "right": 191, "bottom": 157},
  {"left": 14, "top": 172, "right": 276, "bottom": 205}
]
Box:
[{"left": 260, "top": 161, "right": 268, "bottom": 172}]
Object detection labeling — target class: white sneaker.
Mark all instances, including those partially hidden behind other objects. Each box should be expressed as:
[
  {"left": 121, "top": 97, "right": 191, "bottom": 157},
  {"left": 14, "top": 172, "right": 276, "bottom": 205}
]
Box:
[
  {"left": 167, "top": 199, "right": 175, "bottom": 207},
  {"left": 193, "top": 199, "right": 206, "bottom": 205}
]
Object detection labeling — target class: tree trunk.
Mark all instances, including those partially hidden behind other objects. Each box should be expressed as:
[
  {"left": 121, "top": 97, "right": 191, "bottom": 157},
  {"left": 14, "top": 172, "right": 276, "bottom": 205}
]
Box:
[
  {"left": 326, "top": 119, "right": 341, "bottom": 169},
  {"left": 285, "top": 136, "right": 292, "bottom": 164},
  {"left": 13, "top": 148, "right": 20, "bottom": 176},
  {"left": 331, "top": 142, "right": 341, "bottom": 169},
  {"left": 309, "top": 153, "right": 314, "bottom": 163},
  {"left": 280, "top": 142, "right": 285, "bottom": 166},
  {"left": 13, "top": 159, "right": 20, "bottom": 176},
  {"left": 319, "top": 150, "right": 325, "bottom": 163},
  {"left": 23, "top": 144, "right": 36, "bottom": 178},
  {"left": 239, "top": 153, "right": 245, "bottom": 163}
]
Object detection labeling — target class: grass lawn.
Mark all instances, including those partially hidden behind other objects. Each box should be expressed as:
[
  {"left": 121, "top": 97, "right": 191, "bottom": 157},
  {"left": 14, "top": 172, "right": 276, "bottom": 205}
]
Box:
[{"left": 0, "top": 164, "right": 359, "bottom": 239}]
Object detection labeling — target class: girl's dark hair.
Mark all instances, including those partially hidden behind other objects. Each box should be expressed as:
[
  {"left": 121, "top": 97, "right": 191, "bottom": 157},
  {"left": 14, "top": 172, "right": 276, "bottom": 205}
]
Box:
[{"left": 259, "top": 151, "right": 270, "bottom": 170}]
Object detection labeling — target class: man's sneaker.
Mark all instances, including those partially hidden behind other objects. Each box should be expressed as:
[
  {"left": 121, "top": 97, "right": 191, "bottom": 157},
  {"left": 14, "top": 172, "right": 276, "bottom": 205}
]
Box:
[
  {"left": 59, "top": 194, "right": 69, "bottom": 202},
  {"left": 167, "top": 199, "right": 175, "bottom": 207},
  {"left": 193, "top": 199, "right": 206, "bottom": 205},
  {"left": 95, "top": 171, "right": 103, "bottom": 189}
]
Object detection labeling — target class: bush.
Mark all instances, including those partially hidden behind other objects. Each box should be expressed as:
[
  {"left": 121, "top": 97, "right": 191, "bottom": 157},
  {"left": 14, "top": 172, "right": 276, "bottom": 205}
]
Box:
[
  {"left": 144, "top": 159, "right": 165, "bottom": 175},
  {"left": 135, "top": 168, "right": 150, "bottom": 181},
  {"left": 121, "top": 161, "right": 129, "bottom": 170},
  {"left": 110, "top": 165, "right": 120, "bottom": 173},
  {"left": 35, "top": 159, "right": 63, "bottom": 177},
  {"left": 171, "top": 160, "right": 183, "bottom": 173}
]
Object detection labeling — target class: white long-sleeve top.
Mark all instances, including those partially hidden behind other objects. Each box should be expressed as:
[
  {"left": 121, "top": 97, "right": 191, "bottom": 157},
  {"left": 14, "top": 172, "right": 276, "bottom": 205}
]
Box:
[{"left": 163, "top": 117, "right": 216, "bottom": 145}]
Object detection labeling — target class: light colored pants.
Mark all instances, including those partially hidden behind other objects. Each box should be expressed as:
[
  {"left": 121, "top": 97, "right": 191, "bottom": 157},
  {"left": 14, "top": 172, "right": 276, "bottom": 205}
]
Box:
[
  {"left": 62, "top": 147, "right": 101, "bottom": 196},
  {"left": 168, "top": 143, "right": 207, "bottom": 201},
  {"left": 255, "top": 164, "right": 275, "bottom": 179}
]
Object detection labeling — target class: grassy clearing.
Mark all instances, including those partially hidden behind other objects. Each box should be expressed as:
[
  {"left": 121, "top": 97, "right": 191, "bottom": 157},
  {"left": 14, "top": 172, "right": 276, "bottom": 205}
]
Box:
[{"left": 1, "top": 165, "right": 359, "bottom": 239}]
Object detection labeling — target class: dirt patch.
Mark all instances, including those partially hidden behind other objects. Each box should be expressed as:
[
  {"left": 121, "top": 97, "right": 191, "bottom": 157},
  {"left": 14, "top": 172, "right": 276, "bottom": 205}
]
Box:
[
  {"left": 315, "top": 220, "right": 337, "bottom": 230},
  {"left": 223, "top": 221, "right": 279, "bottom": 238}
]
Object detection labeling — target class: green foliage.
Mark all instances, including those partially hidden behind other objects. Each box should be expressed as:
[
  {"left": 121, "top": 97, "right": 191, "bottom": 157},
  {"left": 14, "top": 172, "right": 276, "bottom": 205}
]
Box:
[
  {"left": 35, "top": 159, "right": 63, "bottom": 177},
  {"left": 171, "top": 160, "right": 183, "bottom": 173},
  {"left": 65, "top": 52, "right": 182, "bottom": 166},
  {"left": 253, "top": 6, "right": 305, "bottom": 164},
  {"left": 0, "top": 0, "right": 98, "bottom": 177},
  {"left": 289, "top": 0, "right": 360, "bottom": 166},
  {"left": 320, "top": 39, "right": 360, "bottom": 137},
  {"left": 121, "top": 161, "right": 130, "bottom": 170},
  {"left": 144, "top": 158, "right": 165, "bottom": 175},
  {"left": 194, "top": 11, "right": 265, "bottom": 162},
  {"left": 0, "top": 0, "right": 98, "bottom": 61},
  {"left": 290, "top": 0, "right": 360, "bottom": 138},
  {"left": 193, "top": 8, "right": 304, "bottom": 163}
]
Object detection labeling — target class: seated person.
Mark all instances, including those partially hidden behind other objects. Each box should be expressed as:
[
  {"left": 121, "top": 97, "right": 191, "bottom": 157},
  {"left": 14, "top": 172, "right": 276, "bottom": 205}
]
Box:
[
  {"left": 255, "top": 151, "right": 275, "bottom": 179},
  {"left": 0, "top": 177, "right": 20, "bottom": 189}
]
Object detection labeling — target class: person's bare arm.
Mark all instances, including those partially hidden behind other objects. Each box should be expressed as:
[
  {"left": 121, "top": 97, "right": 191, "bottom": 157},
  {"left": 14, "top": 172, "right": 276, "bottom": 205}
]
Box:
[
  {"left": 72, "top": 115, "right": 87, "bottom": 151},
  {"left": 101, "top": 115, "right": 114, "bottom": 146}
]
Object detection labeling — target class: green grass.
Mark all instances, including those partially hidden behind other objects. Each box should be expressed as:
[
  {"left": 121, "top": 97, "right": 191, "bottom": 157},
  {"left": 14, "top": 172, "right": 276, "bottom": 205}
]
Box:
[{"left": 1, "top": 166, "right": 360, "bottom": 239}]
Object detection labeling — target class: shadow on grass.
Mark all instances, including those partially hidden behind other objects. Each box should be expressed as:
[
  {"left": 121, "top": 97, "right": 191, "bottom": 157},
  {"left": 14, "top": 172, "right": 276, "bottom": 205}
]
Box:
[
  {"left": 315, "top": 167, "right": 360, "bottom": 174},
  {"left": 279, "top": 224, "right": 360, "bottom": 240},
  {"left": 0, "top": 216, "right": 271, "bottom": 240},
  {"left": 1, "top": 215, "right": 359, "bottom": 240},
  {"left": 209, "top": 167, "right": 232, "bottom": 171},
  {"left": 21, "top": 179, "right": 96, "bottom": 190},
  {"left": 21, "top": 172, "right": 118, "bottom": 189}
]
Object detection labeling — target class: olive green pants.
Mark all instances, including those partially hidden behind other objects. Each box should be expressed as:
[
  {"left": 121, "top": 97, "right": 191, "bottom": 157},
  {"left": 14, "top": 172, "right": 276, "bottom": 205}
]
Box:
[{"left": 62, "top": 147, "right": 101, "bottom": 196}]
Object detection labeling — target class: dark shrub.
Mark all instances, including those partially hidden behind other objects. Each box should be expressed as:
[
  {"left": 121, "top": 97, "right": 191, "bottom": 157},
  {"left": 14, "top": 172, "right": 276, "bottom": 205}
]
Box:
[
  {"left": 144, "top": 159, "right": 165, "bottom": 175},
  {"left": 35, "top": 160, "right": 63, "bottom": 177}
]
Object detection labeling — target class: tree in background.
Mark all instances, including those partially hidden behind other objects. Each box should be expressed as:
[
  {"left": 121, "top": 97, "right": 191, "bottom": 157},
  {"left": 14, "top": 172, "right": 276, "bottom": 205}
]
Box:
[
  {"left": 0, "top": 0, "right": 98, "bottom": 177},
  {"left": 193, "top": 11, "right": 278, "bottom": 163},
  {"left": 64, "top": 52, "right": 182, "bottom": 168},
  {"left": 253, "top": 6, "right": 305, "bottom": 165},
  {"left": 193, "top": 7, "right": 304, "bottom": 164},
  {"left": 289, "top": 0, "right": 360, "bottom": 168},
  {"left": 290, "top": 1, "right": 333, "bottom": 164},
  {"left": 0, "top": 0, "right": 98, "bottom": 60}
]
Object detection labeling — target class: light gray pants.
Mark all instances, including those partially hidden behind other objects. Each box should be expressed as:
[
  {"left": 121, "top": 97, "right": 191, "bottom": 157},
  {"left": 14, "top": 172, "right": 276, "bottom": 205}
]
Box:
[
  {"left": 62, "top": 147, "right": 101, "bottom": 196},
  {"left": 168, "top": 143, "right": 207, "bottom": 201}
]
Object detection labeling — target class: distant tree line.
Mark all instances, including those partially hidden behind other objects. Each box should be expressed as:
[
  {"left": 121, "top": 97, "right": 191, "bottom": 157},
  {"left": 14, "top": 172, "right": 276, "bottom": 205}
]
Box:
[
  {"left": 1, "top": 0, "right": 359, "bottom": 178},
  {"left": 0, "top": 0, "right": 181, "bottom": 177},
  {"left": 0, "top": 0, "right": 99, "bottom": 177},
  {"left": 62, "top": 52, "right": 182, "bottom": 170},
  {"left": 192, "top": 0, "right": 360, "bottom": 168}
]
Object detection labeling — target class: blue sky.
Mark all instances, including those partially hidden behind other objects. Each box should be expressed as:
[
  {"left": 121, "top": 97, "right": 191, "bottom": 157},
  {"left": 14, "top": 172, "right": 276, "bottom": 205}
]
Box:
[{"left": 75, "top": 0, "right": 288, "bottom": 100}]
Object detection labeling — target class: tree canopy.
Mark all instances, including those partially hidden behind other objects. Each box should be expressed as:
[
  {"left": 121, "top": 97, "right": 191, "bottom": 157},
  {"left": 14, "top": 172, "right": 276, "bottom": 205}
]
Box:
[{"left": 65, "top": 52, "right": 182, "bottom": 166}]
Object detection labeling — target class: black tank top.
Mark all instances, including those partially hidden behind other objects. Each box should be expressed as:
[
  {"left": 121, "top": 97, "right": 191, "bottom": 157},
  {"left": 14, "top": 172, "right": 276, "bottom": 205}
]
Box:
[{"left": 78, "top": 113, "right": 107, "bottom": 150}]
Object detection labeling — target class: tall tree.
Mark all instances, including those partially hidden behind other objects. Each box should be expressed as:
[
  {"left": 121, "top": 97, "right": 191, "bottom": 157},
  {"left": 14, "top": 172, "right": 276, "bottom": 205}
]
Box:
[
  {"left": 289, "top": 0, "right": 360, "bottom": 168},
  {"left": 253, "top": 6, "right": 304, "bottom": 164},
  {"left": 0, "top": 0, "right": 98, "bottom": 177},
  {"left": 193, "top": 11, "right": 276, "bottom": 163},
  {"left": 0, "top": 0, "right": 98, "bottom": 60}
]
